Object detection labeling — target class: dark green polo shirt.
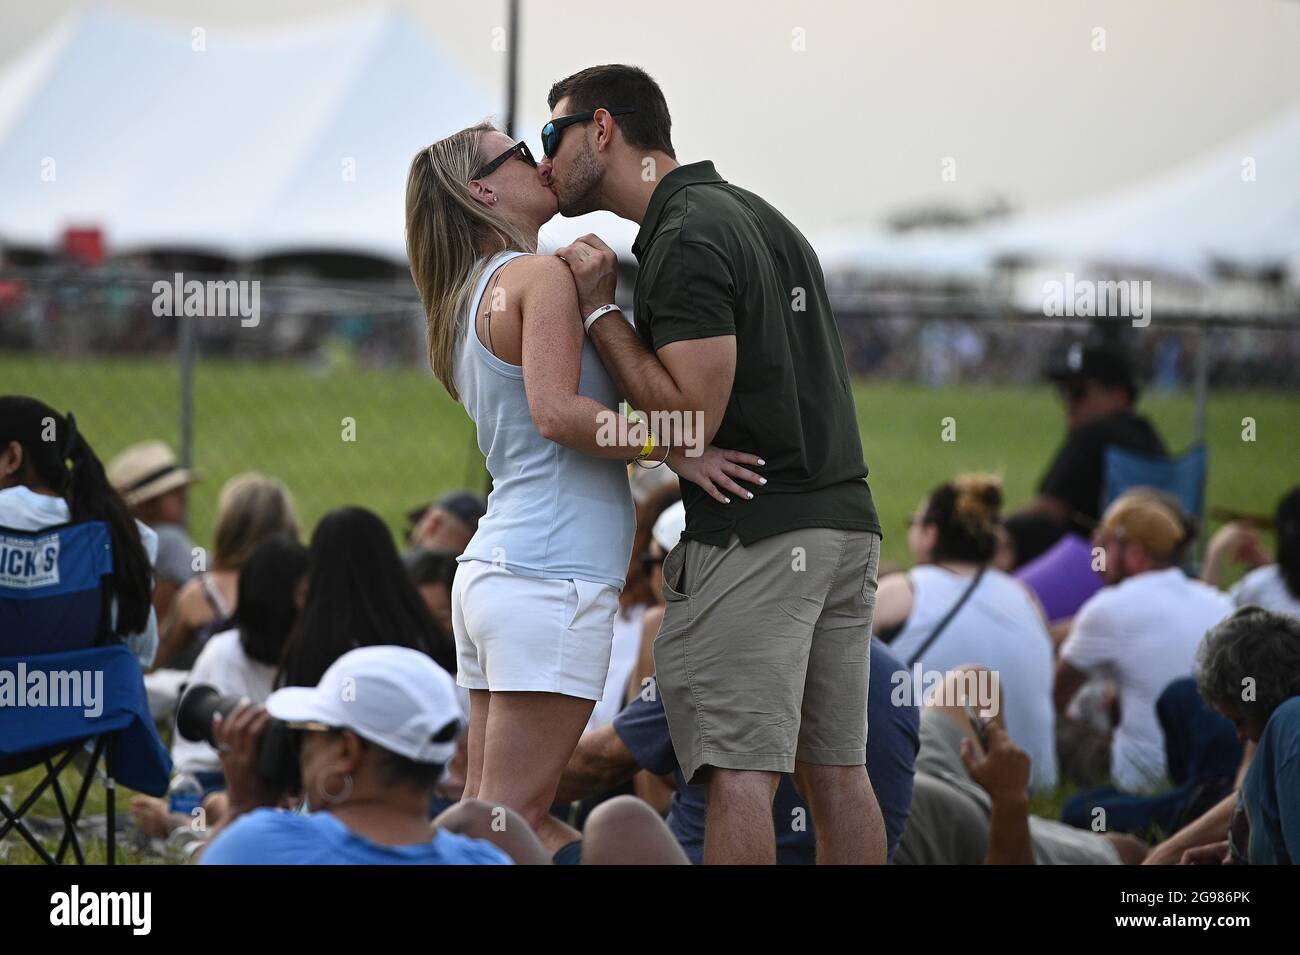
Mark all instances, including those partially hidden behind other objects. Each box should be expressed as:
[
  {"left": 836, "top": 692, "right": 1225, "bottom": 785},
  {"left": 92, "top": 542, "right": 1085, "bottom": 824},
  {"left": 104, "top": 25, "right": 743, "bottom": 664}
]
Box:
[{"left": 632, "top": 160, "right": 881, "bottom": 547}]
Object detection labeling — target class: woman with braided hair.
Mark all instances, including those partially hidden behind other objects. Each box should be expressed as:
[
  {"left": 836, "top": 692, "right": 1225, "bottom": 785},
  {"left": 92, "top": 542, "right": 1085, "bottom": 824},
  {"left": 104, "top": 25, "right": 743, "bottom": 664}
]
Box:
[
  {"left": 874, "top": 473, "right": 1059, "bottom": 791},
  {"left": 0, "top": 395, "right": 157, "bottom": 667}
]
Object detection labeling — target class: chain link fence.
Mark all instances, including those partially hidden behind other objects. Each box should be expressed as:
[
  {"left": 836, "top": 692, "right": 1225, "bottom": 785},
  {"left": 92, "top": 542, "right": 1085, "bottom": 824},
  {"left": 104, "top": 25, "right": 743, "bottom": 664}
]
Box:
[
  {"left": 3, "top": 265, "right": 483, "bottom": 549},
  {"left": 3, "top": 262, "right": 1297, "bottom": 554}
]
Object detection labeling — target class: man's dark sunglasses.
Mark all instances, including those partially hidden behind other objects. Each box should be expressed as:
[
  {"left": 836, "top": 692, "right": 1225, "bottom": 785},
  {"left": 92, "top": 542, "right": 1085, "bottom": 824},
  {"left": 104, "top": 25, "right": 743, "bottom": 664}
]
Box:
[
  {"left": 471, "top": 140, "right": 536, "bottom": 181},
  {"left": 541, "top": 107, "right": 636, "bottom": 158}
]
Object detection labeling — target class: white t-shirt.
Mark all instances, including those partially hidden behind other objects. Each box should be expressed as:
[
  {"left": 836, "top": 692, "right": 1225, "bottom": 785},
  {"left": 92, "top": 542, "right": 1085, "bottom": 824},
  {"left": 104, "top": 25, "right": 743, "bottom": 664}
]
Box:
[
  {"left": 886, "top": 565, "right": 1059, "bottom": 792},
  {"left": 585, "top": 602, "right": 647, "bottom": 733},
  {"left": 1061, "top": 567, "right": 1234, "bottom": 792},
  {"left": 0, "top": 485, "right": 159, "bottom": 668},
  {"left": 1230, "top": 564, "right": 1300, "bottom": 619},
  {"left": 171, "top": 627, "right": 278, "bottom": 774}
]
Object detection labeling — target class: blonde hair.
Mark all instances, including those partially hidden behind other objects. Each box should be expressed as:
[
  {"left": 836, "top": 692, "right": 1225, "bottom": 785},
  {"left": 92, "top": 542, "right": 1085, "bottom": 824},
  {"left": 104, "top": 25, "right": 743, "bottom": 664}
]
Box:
[
  {"left": 951, "top": 473, "right": 1004, "bottom": 530},
  {"left": 405, "top": 122, "right": 535, "bottom": 400},
  {"left": 1098, "top": 489, "right": 1188, "bottom": 562},
  {"left": 212, "top": 472, "right": 300, "bottom": 570}
]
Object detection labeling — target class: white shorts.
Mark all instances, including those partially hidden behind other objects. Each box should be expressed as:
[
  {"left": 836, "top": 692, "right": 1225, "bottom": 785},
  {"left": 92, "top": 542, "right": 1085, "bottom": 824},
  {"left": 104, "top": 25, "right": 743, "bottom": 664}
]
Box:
[{"left": 451, "top": 559, "right": 620, "bottom": 700}]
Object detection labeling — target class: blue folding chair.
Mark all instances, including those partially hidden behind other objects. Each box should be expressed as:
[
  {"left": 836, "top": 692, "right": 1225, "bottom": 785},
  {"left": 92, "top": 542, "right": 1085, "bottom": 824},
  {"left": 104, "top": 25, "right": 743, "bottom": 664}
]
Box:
[
  {"left": 0, "top": 519, "right": 170, "bottom": 864},
  {"left": 1102, "top": 444, "right": 1208, "bottom": 521}
]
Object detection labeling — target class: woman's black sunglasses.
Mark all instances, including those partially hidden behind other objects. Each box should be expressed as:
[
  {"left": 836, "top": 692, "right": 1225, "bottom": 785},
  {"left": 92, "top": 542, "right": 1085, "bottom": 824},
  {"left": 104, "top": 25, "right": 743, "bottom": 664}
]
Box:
[
  {"left": 541, "top": 107, "right": 636, "bottom": 158},
  {"left": 471, "top": 140, "right": 536, "bottom": 181}
]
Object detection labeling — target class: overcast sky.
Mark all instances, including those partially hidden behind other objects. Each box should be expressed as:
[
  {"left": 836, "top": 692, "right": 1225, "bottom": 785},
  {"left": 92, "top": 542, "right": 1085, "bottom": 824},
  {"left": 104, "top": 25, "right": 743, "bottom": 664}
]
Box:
[{"left": 2, "top": 0, "right": 1298, "bottom": 234}]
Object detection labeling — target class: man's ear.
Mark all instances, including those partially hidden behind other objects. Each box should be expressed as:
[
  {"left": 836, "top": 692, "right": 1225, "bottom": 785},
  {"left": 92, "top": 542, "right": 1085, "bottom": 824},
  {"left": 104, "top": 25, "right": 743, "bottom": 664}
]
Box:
[
  {"left": 1126, "top": 541, "right": 1151, "bottom": 574},
  {"left": 593, "top": 108, "right": 616, "bottom": 152}
]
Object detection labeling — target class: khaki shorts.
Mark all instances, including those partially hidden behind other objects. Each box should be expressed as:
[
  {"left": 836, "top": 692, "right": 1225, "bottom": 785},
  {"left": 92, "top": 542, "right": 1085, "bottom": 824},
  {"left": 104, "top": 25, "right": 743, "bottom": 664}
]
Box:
[{"left": 653, "top": 527, "right": 881, "bottom": 783}]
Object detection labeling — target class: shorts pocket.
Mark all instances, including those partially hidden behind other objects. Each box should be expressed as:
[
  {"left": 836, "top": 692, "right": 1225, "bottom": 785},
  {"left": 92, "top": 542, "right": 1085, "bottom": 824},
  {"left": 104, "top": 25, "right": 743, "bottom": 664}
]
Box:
[
  {"left": 661, "top": 541, "right": 691, "bottom": 602},
  {"left": 562, "top": 579, "right": 584, "bottom": 631},
  {"left": 860, "top": 534, "right": 881, "bottom": 609},
  {"left": 564, "top": 578, "right": 619, "bottom": 633}
]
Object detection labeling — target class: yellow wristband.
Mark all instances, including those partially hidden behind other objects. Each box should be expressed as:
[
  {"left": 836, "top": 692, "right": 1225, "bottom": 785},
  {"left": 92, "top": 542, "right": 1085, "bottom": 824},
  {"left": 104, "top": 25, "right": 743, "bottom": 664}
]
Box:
[{"left": 626, "top": 411, "right": 654, "bottom": 461}]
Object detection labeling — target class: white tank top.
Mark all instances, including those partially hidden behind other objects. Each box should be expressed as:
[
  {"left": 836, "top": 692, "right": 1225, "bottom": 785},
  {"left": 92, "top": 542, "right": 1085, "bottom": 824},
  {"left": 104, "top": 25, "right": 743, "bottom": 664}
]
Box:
[
  {"left": 888, "top": 564, "right": 1059, "bottom": 791},
  {"left": 452, "top": 251, "right": 635, "bottom": 590}
]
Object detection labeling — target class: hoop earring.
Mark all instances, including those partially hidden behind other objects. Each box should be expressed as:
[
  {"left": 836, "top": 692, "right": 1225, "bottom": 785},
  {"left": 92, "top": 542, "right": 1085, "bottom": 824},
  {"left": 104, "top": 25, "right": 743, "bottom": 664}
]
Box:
[{"left": 318, "top": 772, "right": 353, "bottom": 804}]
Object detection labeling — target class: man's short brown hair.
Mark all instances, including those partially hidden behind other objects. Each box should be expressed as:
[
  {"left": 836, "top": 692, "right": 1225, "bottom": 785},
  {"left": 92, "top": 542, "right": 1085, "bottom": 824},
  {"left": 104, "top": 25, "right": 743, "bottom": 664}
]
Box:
[
  {"left": 1097, "top": 489, "right": 1192, "bottom": 563},
  {"left": 548, "top": 64, "right": 675, "bottom": 158}
]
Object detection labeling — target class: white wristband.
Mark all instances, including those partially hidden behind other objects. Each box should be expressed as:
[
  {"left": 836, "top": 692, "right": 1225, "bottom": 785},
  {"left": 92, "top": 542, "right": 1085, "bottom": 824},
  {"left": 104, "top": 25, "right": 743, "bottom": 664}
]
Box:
[{"left": 584, "top": 303, "right": 621, "bottom": 333}]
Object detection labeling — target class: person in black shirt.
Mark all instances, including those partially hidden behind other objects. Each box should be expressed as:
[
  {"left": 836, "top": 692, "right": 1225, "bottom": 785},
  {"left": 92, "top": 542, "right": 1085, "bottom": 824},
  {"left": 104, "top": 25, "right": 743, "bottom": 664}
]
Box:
[
  {"left": 1009, "top": 344, "right": 1166, "bottom": 561},
  {"left": 541, "top": 64, "right": 884, "bottom": 864}
]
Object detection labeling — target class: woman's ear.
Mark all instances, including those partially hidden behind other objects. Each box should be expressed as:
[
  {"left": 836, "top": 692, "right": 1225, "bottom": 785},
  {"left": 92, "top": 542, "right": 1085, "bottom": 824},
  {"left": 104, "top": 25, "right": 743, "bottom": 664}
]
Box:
[
  {"left": 467, "top": 180, "right": 496, "bottom": 207},
  {"left": 339, "top": 730, "right": 369, "bottom": 774},
  {"left": 0, "top": 440, "right": 23, "bottom": 481}
]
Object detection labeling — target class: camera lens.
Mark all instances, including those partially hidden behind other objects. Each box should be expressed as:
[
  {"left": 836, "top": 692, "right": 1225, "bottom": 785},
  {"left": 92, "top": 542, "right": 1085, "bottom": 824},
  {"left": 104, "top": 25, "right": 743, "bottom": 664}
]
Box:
[{"left": 175, "top": 683, "right": 243, "bottom": 745}]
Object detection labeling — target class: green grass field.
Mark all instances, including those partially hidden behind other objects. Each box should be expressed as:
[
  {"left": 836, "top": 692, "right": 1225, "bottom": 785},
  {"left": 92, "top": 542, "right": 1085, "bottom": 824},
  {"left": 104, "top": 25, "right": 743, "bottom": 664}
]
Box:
[
  {"left": 8, "top": 354, "right": 1297, "bottom": 568},
  {"left": 3, "top": 354, "right": 1295, "bottom": 863}
]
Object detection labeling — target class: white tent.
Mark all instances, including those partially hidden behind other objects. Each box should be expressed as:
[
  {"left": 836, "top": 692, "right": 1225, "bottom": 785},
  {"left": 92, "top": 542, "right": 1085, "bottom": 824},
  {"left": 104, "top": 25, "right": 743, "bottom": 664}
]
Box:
[
  {"left": 813, "top": 224, "right": 992, "bottom": 282},
  {"left": 0, "top": 7, "right": 638, "bottom": 263},
  {"left": 813, "top": 99, "right": 1300, "bottom": 285},
  {"left": 982, "top": 99, "right": 1300, "bottom": 280}
]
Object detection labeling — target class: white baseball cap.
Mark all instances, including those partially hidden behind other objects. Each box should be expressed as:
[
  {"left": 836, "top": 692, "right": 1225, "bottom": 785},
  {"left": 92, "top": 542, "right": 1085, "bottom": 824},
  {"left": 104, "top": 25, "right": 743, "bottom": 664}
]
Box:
[
  {"left": 652, "top": 501, "right": 687, "bottom": 553},
  {"left": 265, "top": 646, "right": 463, "bottom": 764}
]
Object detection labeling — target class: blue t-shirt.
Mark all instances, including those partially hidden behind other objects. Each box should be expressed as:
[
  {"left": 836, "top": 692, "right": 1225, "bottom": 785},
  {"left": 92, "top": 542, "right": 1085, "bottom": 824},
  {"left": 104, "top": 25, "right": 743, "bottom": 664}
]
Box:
[
  {"left": 201, "top": 808, "right": 513, "bottom": 865},
  {"left": 614, "top": 638, "right": 920, "bottom": 864},
  {"left": 1239, "top": 695, "right": 1300, "bottom": 865}
]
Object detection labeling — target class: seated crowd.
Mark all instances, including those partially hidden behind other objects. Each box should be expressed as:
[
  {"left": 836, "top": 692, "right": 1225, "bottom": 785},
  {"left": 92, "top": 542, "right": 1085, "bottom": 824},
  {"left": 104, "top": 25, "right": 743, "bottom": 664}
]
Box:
[{"left": 2, "top": 392, "right": 1298, "bottom": 865}]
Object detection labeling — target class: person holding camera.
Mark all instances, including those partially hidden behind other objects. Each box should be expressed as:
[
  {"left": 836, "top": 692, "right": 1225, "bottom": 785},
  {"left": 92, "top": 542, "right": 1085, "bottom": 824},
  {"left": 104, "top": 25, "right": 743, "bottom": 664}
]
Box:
[
  {"left": 197, "top": 646, "right": 513, "bottom": 865},
  {"left": 131, "top": 535, "right": 310, "bottom": 840}
]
